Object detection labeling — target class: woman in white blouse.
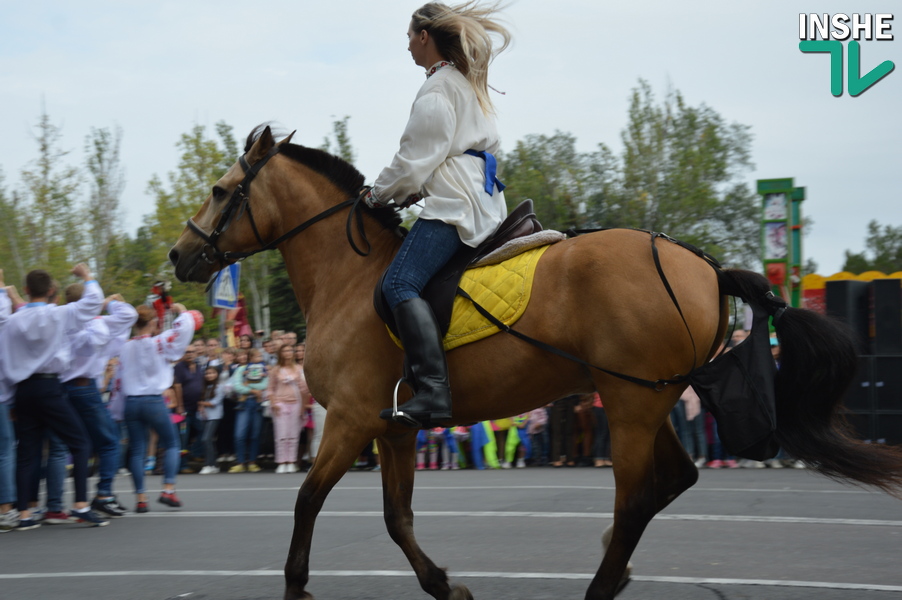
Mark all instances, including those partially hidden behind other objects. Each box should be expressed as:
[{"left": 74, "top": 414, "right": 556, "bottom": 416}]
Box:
[{"left": 365, "top": 2, "right": 511, "bottom": 429}]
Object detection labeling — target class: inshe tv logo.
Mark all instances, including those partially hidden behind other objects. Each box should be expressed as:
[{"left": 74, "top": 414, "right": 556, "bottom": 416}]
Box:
[{"left": 799, "top": 14, "right": 895, "bottom": 96}]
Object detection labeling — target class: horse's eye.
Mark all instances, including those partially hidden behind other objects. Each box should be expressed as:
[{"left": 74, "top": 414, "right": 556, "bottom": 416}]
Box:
[{"left": 212, "top": 186, "right": 227, "bottom": 200}]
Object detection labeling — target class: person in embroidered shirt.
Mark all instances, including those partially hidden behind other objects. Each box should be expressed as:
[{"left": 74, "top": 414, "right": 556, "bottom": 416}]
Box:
[
  {"left": 0, "top": 263, "right": 110, "bottom": 530},
  {"left": 116, "top": 303, "right": 202, "bottom": 513},
  {"left": 60, "top": 287, "right": 138, "bottom": 519},
  {"left": 364, "top": 2, "right": 511, "bottom": 429}
]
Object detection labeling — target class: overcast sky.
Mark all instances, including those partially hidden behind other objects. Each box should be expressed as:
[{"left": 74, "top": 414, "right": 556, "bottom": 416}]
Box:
[{"left": 1, "top": 0, "right": 899, "bottom": 275}]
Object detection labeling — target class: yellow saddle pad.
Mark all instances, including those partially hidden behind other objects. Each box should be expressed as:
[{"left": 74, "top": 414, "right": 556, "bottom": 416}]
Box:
[{"left": 389, "top": 244, "right": 551, "bottom": 352}]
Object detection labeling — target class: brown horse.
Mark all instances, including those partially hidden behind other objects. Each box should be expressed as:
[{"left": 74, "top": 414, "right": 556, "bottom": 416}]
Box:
[{"left": 169, "top": 126, "right": 902, "bottom": 600}]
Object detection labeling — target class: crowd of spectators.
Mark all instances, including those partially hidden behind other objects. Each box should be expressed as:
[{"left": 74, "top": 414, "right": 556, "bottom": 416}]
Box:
[{"left": 0, "top": 264, "right": 802, "bottom": 535}]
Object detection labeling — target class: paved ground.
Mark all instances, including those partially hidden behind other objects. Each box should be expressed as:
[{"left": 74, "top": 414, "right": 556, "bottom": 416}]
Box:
[{"left": 1, "top": 465, "right": 901, "bottom": 600}]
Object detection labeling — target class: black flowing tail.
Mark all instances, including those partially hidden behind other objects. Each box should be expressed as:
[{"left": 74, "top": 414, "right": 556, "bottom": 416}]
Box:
[{"left": 720, "top": 268, "right": 902, "bottom": 497}]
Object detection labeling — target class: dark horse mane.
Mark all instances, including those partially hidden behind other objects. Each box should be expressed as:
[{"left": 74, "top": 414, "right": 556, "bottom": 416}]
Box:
[{"left": 244, "top": 124, "right": 404, "bottom": 236}]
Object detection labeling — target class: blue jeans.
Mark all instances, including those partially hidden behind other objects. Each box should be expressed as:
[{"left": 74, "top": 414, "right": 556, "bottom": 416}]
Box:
[
  {"left": 382, "top": 218, "right": 464, "bottom": 309},
  {"left": 124, "top": 396, "right": 180, "bottom": 494},
  {"left": 65, "top": 380, "right": 121, "bottom": 497},
  {"left": 31, "top": 433, "right": 67, "bottom": 512},
  {"left": 180, "top": 411, "right": 204, "bottom": 469},
  {"left": 0, "top": 402, "right": 16, "bottom": 505},
  {"left": 234, "top": 404, "right": 263, "bottom": 465}
]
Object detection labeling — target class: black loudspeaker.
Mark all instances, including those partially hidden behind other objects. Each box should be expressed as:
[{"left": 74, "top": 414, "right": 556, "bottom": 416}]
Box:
[
  {"left": 876, "top": 414, "right": 902, "bottom": 445},
  {"left": 872, "top": 279, "right": 902, "bottom": 355},
  {"left": 843, "top": 357, "right": 873, "bottom": 411},
  {"left": 826, "top": 280, "right": 871, "bottom": 353},
  {"left": 873, "top": 356, "right": 902, "bottom": 411},
  {"left": 844, "top": 411, "right": 874, "bottom": 442}
]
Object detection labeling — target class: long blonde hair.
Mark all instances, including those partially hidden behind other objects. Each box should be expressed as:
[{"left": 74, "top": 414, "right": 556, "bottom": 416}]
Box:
[{"left": 411, "top": 1, "right": 511, "bottom": 114}]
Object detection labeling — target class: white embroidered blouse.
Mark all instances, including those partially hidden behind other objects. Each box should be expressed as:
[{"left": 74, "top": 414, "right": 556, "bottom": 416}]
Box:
[{"left": 374, "top": 62, "right": 507, "bottom": 248}]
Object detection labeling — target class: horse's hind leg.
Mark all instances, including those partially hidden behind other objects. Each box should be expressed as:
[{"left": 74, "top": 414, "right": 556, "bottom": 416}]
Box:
[
  {"left": 284, "top": 412, "right": 377, "bottom": 600},
  {"left": 378, "top": 433, "right": 472, "bottom": 600},
  {"left": 585, "top": 390, "right": 696, "bottom": 600}
]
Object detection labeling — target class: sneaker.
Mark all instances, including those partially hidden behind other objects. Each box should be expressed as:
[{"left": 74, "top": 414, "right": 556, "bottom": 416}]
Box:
[
  {"left": 693, "top": 458, "right": 707, "bottom": 468},
  {"left": 500, "top": 461, "right": 512, "bottom": 469},
  {"left": 0, "top": 509, "right": 20, "bottom": 531},
  {"left": 158, "top": 492, "right": 182, "bottom": 508},
  {"left": 706, "top": 459, "right": 724, "bottom": 469},
  {"left": 15, "top": 518, "right": 41, "bottom": 531},
  {"left": 740, "top": 459, "right": 766, "bottom": 469},
  {"left": 44, "top": 511, "right": 76, "bottom": 524},
  {"left": 228, "top": 464, "right": 246, "bottom": 473},
  {"left": 92, "top": 497, "right": 127, "bottom": 518},
  {"left": 725, "top": 459, "right": 740, "bottom": 469},
  {"left": 135, "top": 501, "right": 149, "bottom": 514},
  {"left": 791, "top": 459, "right": 806, "bottom": 469},
  {"left": 144, "top": 456, "right": 156, "bottom": 472},
  {"left": 276, "top": 464, "right": 286, "bottom": 474},
  {"left": 30, "top": 507, "right": 47, "bottom": 522},
  {"left": 516, "top": 458, "right": 526, "bottom": 468},
  {"left": 764, "top": 459, "right": 784, "bottom": 469},
  {"left": 199, "top": 465, "right": 219, "bottom": 475},
  {"left": 72, "top": 509, "right": 110, "bottom": 527},
  {"left": 247, "top": 463, "right": 261, "bottom": 473},
  {"left": 287, "top": 464, "right": 298, "bottom": 473}
]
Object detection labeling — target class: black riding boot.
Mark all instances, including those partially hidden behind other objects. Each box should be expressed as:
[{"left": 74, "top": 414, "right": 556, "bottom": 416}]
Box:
[{"left": 379, "top": 297, "right": 452, "bottom": 428}]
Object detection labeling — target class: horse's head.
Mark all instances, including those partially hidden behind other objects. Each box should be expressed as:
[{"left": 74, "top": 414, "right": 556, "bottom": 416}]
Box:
[{"left": 169, "top": 125, "right": 294, "bottom": 283}]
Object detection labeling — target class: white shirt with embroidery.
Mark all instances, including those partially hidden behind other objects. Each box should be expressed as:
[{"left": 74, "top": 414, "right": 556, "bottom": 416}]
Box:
[
  {"left": 61, "top": 300, "right": 139, "bottom": 384},
  {"left": 0, "top": 280, "right": 104, "bottom": 384},
  {"left": 117, "top": 311, "right": 197, "bottom": 398},
  {"left": 374, "top": 62, "right": 507, "bottom": 247}
]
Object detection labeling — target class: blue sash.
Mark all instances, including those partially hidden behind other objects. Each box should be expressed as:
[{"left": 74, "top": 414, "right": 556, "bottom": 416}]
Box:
[{"left": 464, "top": 149, "right": 506, "bottom": 196}]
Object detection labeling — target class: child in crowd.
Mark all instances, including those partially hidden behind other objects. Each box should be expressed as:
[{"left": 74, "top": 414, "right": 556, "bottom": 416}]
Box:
[
  {"left": 198, "top": 367, "right": 224, "bottom": 475},
  {"left": 228, "top": 348, "right": 268, "bottom": 473}
]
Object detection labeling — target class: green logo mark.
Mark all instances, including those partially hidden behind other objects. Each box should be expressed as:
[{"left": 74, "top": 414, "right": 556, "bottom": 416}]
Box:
[{"left": 799, "top": 40, "right": 895, "bottom": 96}]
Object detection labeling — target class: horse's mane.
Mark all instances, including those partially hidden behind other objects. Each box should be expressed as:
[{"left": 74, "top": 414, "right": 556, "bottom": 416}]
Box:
[{"left": 244, "top": 124, "right": 404, "bottom": 235}]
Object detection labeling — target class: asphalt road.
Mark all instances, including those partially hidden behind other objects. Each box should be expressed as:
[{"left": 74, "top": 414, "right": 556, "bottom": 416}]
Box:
[{"left": 1, "top": 465, "right": 901, "bottom": 600}]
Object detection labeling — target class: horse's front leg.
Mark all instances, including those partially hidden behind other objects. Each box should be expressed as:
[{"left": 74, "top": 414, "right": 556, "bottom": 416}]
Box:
[
  {"left": 283, "top": 410, "right": 376, "bottom": 600},
  {"left": 377, "top": 432, "right": 473, "bottom": 600}
]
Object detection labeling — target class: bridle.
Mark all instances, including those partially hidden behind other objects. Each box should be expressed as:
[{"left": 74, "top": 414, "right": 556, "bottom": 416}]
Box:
[{"left": 185, "top": 145, "right": 375, "bottom": 269}]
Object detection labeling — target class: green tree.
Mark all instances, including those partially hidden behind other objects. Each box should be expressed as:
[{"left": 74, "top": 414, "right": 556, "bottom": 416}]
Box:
[
  {"left": 85, "top": 126, "right": 125, "bottom": 282},
  {"left": 142, "top": 121, "right": 239, "bottom": 336},
  {"left": 0, "top": 171, "right": 27, "bottom": 287},
  {"left": 614, "top": 81, "right": 759, "bottom": 267},
  {"left": 500, "top": 131, "right": 597, "bottom": 231},
  {"left": 842, "top": 220, "right": 902, "bottom": 274},
  {"left": 19, "top": 108, "right": 83, "bottom": 274}
]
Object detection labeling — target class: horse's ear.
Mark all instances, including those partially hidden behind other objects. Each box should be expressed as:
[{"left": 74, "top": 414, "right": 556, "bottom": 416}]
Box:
[
  {"left": 246, "top": 126, "right": 275, "bottom": 163},
  {"left": 278, "top": 130, "right": 297, "bottom": 146}
]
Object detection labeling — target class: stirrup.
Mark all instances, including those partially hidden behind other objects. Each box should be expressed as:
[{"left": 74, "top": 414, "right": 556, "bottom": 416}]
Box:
[{"left": 387, "top": 378, "right": 423, "bottom": 428}]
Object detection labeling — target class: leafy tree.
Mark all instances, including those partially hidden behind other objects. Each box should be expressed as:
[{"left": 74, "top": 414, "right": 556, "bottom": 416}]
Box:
[
  {"left": 500, "top": 132, "right": 594, "bottom": 230},
  {"left": 842, "top": 220, "right": 902, "bottom": 274},
  {"left": 85, "top": 126, "right": 125, "bottom": 282},
  {"left": 0, "top": 171, "right": 27, "bottom": 286},
  {"left": 19, "top": 108, "right": 83, "bottom": 275},
  {"left": 499, "top": 80, "right": 760, "bottom": 268},
  {"left": 613, "top": 81, "right": 759, "bottom": 267},
  {"left": 141, "top": 121, "right": 239, "bottom": 336}
]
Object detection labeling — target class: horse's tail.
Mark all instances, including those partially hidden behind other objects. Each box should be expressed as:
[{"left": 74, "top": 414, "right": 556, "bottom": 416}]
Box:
[{"left": 719, "top": 268, "right": 902, "bottom": 497}]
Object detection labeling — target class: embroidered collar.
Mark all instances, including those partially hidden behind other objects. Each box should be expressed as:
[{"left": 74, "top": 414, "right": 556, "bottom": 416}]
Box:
[
  {"left": 426, "top": 61, "right": 454, "bottom": 78},
  {"left": 130, "top": 334, "right": 151, "bottom": 341}
]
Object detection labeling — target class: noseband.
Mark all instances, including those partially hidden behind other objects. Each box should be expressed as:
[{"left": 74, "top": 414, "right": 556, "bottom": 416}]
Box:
[{"left": 185, "top": 145, "right": 373, "bottom": 269}]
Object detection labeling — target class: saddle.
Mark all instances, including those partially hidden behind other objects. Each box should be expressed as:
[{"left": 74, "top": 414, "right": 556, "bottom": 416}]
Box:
[{"left": 374, "top": 199, "right": 544, "bottom": 339}]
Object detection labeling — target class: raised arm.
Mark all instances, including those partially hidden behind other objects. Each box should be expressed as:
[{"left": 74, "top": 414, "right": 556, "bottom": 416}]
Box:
[
  {"left": 154, "top": 308, "right": 199, "bottom": 362},
  {"left": 63, "top": 264, "right": 104, "bottom": 331}
]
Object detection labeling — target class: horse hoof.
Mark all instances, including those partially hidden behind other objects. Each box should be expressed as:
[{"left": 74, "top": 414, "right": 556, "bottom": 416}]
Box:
[
  {"left": 449, "top": 583, "right": 474, "bottom": 600},
  {"left": 283, "top": 590, "right": 314, "bottom": 600}
]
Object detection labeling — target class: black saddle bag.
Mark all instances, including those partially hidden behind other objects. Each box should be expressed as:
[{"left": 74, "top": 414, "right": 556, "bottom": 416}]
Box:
[{"left": 687, "top": 301, "right": 780, "bottom": 461}]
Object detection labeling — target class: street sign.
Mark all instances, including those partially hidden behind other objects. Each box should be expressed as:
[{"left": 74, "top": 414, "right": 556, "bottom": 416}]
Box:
[{"left": 208, "top": 264, "right": 241, "bottom": 309}]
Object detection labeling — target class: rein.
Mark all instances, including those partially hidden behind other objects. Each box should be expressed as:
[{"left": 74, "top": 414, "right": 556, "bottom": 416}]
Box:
[{"left": 185, "top": 146, "right": 375, "bottom": 272}]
